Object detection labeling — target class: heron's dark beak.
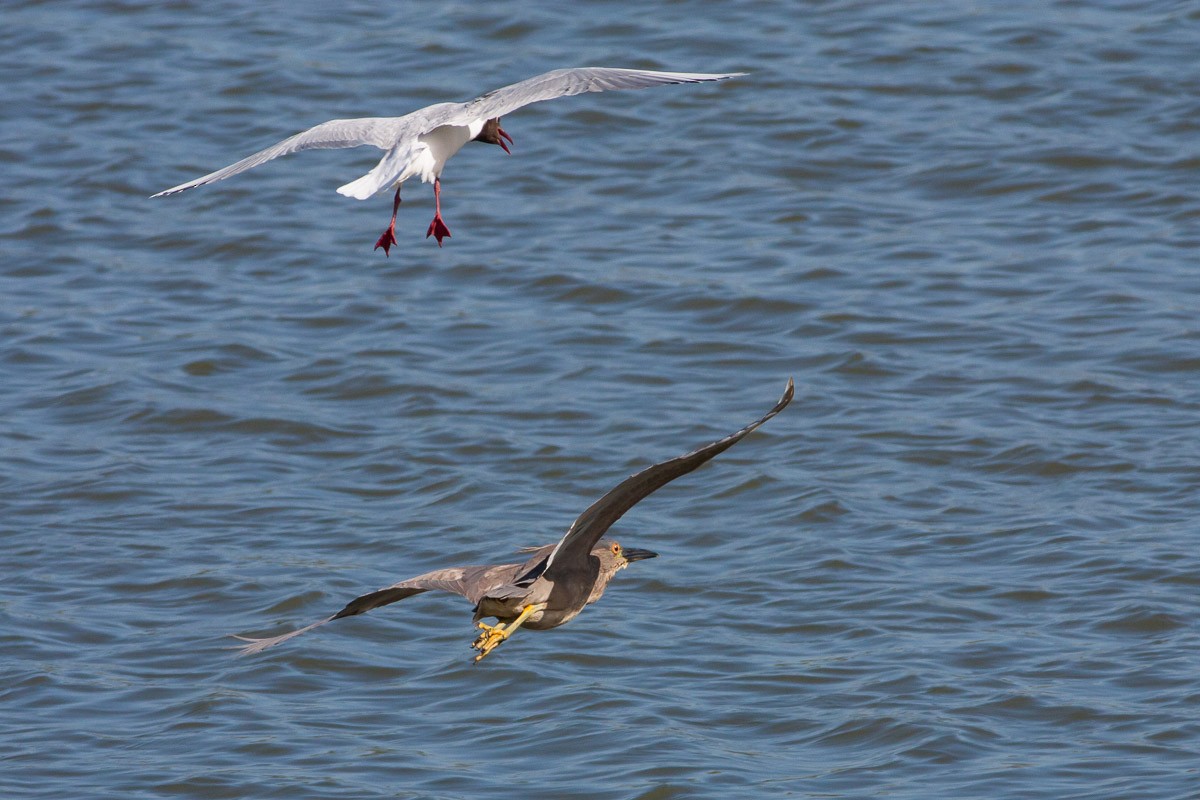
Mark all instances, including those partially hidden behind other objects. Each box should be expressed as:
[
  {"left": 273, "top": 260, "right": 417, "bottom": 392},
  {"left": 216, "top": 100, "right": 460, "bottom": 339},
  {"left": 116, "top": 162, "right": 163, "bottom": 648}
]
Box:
[{"left": 622, "top": 547, "right": 658, "bottom": 563}]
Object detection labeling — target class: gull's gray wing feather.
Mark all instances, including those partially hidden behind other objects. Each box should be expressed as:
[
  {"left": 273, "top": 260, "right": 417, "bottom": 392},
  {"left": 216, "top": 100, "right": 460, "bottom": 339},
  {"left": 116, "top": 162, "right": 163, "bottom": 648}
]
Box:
[
  {"left": 333, "top": 68, "right": 742, "bottom": 199},
  {"left": 151, "top": 116, "right": 420, "bottom": 197},
  {"left": 154, "top": 70, "right": 738, "bottom": 198},
  {"left": 541, "top": 378, "right": 793, "bottom": 579},
  {"left": 443, "top": 67, "right": 744, "bottom": 126},
  {"left": 232, "top": 560, "right": 525, "bottom": 655}
]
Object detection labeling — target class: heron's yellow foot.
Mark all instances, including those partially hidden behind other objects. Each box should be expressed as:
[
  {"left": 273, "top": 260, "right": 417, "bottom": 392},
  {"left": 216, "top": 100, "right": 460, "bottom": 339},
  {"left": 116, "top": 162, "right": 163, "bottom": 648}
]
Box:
[
  {"left": 470, "top": 603, "right": 546, "bottom": 663},
  {"left": 471, "top": 621, "right": 507, "bottom": 652},
  {"left": 472, "top": 630, "right": 508, "bottom": 662}
]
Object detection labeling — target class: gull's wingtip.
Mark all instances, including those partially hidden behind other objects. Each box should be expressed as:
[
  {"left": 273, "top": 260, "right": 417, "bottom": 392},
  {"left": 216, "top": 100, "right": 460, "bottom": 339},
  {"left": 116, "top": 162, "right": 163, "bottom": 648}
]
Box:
[
  {"left": 681, "top": 70, "right": 746, "bottom": 80},
  {"left": 669, "top": 70, "right": 746, "bottom": 82}
]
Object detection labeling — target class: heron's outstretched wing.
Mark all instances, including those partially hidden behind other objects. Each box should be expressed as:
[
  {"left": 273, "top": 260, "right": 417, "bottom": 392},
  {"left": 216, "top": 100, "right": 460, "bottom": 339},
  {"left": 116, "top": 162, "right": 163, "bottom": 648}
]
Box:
[
  {"left": 151, "top": 115, "right": 426, "bottom": 197},
  {"left": 443, "top": 67, "right": 743, "bottom": 127},
  {"left": 540, "top": 379, "right": 794, "bottom": 580},
  {"left": 232, "top": 560, "right": 524, "bottom": 656}
]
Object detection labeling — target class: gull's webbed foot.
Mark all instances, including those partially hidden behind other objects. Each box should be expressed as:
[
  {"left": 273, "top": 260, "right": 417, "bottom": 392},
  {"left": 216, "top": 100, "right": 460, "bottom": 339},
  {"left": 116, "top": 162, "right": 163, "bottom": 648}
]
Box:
[
  {"left": 374, "top": 187, "right": 403, "bottom": 256},
  {"left": 426, "top": 214, "right": 451, "bottom": 247},
  {"left": 374, "top": 223, "right": 398, "bottom": 256}
]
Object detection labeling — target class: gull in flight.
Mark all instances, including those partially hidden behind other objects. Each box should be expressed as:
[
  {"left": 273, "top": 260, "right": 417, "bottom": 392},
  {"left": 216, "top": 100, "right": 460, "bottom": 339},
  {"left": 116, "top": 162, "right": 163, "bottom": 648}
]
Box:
[{"left": 152, "top": 67, "right": 743, "bottom": 255}]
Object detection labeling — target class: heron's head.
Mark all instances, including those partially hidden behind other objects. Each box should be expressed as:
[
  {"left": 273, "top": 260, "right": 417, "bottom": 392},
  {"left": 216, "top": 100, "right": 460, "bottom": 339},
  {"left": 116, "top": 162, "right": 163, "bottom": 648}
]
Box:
[
  {"left": 597, "top": 539, "right": 658, "bottom": 574},
  {"left": 584, "top": 539, "right": 657, "bottom": 605},
  {"left": 475, "top": 118, "right": 513, "bottom": 153}
]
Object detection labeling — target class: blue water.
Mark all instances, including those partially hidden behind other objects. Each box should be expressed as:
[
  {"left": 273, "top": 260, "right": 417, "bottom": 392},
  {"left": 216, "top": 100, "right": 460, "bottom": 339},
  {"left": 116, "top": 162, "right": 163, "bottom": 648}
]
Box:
[{"left": 3, "top": 1, "right": 1199, "bottom": 798}]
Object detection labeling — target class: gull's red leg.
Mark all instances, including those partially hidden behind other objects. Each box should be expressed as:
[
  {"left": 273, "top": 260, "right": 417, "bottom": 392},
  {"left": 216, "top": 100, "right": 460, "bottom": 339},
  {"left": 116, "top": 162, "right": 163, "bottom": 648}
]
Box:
[
  {"left": 374, "top": 186, "right": 402, "bottom": 257},
  {"left": 426, "top": 178, "right": 451, "bottom": 246}
]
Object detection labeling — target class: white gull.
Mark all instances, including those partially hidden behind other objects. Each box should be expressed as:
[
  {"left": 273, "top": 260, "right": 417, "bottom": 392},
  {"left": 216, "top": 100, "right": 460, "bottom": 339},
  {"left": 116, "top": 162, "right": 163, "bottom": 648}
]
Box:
[{"left": 152, "top": 67, "right": 743, "bottom": 255}]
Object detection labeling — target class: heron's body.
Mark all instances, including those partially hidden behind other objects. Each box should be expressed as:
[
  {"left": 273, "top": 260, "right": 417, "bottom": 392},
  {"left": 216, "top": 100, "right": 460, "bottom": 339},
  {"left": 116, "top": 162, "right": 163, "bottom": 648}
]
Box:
[
  {"left": 152, "top": 67, "right": 742, "bottom": 254},
  {"left": 473, "top": 542, "right": 619, "bottom": 630},
  {"left": 233, "top": 379, "right": 792, "bottom": 662}
]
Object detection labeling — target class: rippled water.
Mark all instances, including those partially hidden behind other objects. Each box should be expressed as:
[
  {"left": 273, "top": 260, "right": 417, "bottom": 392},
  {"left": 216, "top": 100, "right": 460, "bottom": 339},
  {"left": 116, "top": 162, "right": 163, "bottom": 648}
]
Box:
[{"left": 4, "top": 1, "right": 1200, "bottom": 798}]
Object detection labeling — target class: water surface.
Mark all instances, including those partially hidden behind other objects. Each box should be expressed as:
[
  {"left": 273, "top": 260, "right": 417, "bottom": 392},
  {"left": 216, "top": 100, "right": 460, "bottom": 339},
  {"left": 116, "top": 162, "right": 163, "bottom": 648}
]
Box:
[{"left": 3, "top": 1, "right": 1199, "bottom": 798}]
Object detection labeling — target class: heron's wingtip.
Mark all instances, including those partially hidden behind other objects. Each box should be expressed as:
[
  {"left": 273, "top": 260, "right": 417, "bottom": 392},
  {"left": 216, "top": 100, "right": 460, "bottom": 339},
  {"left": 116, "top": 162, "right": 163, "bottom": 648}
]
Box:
[
  {"left": 227, "top": 615, "right": 337, "bottom": 657},
  {"left": 227, "top": 634, "right": 269, "bottom": 657}
]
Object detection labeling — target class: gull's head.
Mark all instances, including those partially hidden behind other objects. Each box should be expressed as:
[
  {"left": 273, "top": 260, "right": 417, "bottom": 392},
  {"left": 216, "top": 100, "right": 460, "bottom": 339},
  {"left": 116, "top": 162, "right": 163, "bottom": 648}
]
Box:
[{"left": 474, "top": 117, "right": 513, "bottom": 153}]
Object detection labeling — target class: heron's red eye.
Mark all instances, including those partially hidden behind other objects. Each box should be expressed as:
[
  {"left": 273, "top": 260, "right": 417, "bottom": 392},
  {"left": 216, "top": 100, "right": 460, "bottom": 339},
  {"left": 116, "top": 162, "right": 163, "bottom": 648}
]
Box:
[{"left": 611, "top": 543, "right": 621, "bottom": 555}]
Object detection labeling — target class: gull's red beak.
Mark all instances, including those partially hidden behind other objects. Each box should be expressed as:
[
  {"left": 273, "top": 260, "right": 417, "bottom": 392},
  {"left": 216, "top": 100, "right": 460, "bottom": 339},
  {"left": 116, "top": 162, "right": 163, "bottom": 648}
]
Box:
[{"left": 498, "top": 126, "right": 513, "bottom": 154}]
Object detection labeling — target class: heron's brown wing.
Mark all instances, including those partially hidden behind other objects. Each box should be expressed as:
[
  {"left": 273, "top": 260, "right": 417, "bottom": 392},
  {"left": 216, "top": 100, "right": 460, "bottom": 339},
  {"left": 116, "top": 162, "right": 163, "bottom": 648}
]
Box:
[
  {"left": 231, "top": 562, "right": 525, "bottom": 656},
  {"left": 541, "top": 379, "right": 794, "bottom": 580},
  {"left": 333, "top": 562, "right": 528, "bottom": 615}
]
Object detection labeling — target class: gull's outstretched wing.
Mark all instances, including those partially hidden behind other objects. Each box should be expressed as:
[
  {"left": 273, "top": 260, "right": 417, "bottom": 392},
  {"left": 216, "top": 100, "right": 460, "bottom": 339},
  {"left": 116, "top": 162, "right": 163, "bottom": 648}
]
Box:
[
  {"left": 445, "top": 67, "right": 743, "bottom": 126},
  {"left": 540, "top": 379, "right": 794, "bottom": 580},
  {"left": 151, "top": 115, "right": 423, "bottom": 197},
  {"left": 232, "top": 560, "right": 524, "bottom": 656},
  {"left": 153, "top": 69, "right": 739, "bottom": 198}
]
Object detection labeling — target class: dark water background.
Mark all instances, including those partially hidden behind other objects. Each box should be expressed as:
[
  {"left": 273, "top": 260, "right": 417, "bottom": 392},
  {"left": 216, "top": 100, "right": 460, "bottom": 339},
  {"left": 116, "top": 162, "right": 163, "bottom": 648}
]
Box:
[{"left": 4, "top": 1, "right": 1199, "bottom": 797}]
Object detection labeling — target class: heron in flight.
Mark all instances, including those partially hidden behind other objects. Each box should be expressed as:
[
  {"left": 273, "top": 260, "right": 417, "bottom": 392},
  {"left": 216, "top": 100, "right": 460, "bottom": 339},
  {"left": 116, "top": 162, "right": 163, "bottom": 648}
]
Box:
[{"left": 234, "top": 379, "right": 792, "bottom": 663}]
